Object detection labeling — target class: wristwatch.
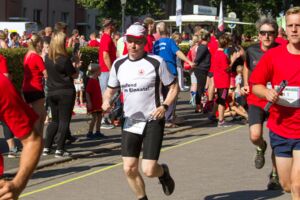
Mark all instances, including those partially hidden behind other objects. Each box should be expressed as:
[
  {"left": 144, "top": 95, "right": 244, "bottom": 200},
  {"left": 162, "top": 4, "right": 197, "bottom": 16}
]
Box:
[{"left": 162, "top": 104, "right": 169, "bottom": 111}]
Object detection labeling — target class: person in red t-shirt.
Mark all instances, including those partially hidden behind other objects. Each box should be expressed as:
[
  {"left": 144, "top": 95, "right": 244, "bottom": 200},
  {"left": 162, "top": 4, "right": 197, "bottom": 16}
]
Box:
[
  {"left": 143, "top": 17, "right": 156, "bottom": 53},
  {"left": 123, "top": 19, "right": 156, "bottom": 55},
  {"left": 211, "top": 33, "right": 239, "bottom": 127},
  {"left": 251, "top": 7, "right": 300, "bottom": 198},
  {"left": 88, "top": 32, "right": 100, "bottom": 47},
  {"left": 275, "top": 27, "right": 289, "bottom": 46},
  {"left": 0, "top": 73, "right": 42, "bottom": 200},
  {"left": 98, "top": 18, "right": 117, "bottom": 129},
  {"left": 0, "top": 54, "right": 21, "bottom": 158},
  {"left": 0, "top": 54, "right": 9, "bottom": 77},
  {"left": 98, "top": 18, "right": 117, "bottom": 93},
  {"left": 207, "top": 27, "right": 219, "bottom": 104},
  {"left": 22, "top": 33, "right": 47, "bottom": 136},
  {"left": 67, "top": 29, "right": 80, "bottom": 48},
  {"left": 85, "top": 64, "right": 106, "bottom": 139},
  {"left": 242, "top": 17, "right": 281, "bottom": 190}
]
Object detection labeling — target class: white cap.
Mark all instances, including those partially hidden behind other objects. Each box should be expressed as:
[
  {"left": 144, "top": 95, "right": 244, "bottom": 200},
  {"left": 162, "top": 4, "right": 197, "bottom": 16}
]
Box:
[{"left": 125, "top": 23, "right": 146, "bottom": 39}]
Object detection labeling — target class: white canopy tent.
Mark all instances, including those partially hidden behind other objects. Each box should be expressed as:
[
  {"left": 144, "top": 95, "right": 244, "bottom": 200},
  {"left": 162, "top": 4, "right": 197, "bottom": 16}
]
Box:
[{"left": 158, "top": 14, "right": 254, "bottom": 33}]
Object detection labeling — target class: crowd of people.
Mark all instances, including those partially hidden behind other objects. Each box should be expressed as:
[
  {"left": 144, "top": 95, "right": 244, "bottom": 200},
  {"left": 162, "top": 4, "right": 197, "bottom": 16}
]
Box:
[{"left": 0, "top": 5, "right": 300, "bottom": 200}]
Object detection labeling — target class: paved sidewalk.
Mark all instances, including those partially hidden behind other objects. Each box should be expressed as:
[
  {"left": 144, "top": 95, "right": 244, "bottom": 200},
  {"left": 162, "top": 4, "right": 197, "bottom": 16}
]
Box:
[{"left": 0, "top": 91, "right": 242, "bottom": 176}]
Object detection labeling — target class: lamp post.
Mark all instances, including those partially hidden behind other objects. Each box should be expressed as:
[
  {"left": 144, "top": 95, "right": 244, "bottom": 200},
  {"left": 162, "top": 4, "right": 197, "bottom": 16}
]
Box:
[{"left": 121, "top": 0, "right": 127, "bottom": 34}]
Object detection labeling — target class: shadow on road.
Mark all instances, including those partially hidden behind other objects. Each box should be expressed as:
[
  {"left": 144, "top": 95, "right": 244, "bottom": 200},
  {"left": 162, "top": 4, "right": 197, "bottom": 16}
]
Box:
[
  {"left": 32, "top": 163, "right": 114, "bottom": 179},
  {"left": 204, "top": 189, "right": 285, "bottom": 200}
]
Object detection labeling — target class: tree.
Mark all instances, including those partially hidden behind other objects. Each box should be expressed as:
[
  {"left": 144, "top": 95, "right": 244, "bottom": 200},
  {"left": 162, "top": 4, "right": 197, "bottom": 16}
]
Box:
[
  {"left": 77, "top": 0, "right": 166, "bottom": 26},
  {"left": 209, "top": 0, "right": 287, "bottom": 35}
]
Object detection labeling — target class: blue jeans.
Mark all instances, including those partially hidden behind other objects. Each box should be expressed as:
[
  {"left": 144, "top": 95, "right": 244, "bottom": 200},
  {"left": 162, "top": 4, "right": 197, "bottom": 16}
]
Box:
[{"left": 99, "top": 72, "right": 110, "bottom": 96}]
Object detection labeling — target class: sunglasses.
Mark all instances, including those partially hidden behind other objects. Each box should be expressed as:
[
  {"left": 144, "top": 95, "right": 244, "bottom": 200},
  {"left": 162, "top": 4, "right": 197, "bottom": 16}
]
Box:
[{"left": 259, "top": 30, "right": 276, "bottom": 36}]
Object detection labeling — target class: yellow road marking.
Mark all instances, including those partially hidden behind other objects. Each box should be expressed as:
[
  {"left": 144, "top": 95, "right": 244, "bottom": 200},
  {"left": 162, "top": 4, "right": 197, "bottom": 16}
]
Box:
[
  {"left": 20, "top": 126, "right": 243, "bottom": 198},
  {"left": 161, "top": 126, "right": 243, "bottom": 152}
]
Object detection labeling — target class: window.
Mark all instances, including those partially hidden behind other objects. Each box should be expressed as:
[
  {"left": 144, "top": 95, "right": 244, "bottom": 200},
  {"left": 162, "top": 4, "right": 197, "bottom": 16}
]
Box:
[
  {"left": 95, "top": 16, "right": 100, "bottom": 29},
  {"left": 51, "top": 11, "right": 56, "bottom": 25},
  {"left": 86, "top": 14, "right": 90, "bottom": 30},
  {"left": 33, "top": 9, "right": 42, "bottom": 23},
  {"left": 23, "top": 7, "right": 27, "bottom": 17},
  {"left": 61, "top": 12, "right": 69, "bottom": 24}
]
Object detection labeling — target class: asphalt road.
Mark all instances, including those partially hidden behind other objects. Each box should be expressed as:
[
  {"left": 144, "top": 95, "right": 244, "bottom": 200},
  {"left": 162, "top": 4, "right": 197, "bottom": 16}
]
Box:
[{"left": 19, "top": 124, "right": 290, "bottom": 200}]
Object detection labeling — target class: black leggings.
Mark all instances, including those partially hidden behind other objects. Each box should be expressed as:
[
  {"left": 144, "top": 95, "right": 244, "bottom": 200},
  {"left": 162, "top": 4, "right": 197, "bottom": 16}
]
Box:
[
  {"left": 1, "top": 121, "right": 13, "bottom": 139},
  {"left": 44, "top": 93, "right": 75, "bottom": 150},
  {"left": 194, "top": 69, "right": 208, "bottom": 104}
]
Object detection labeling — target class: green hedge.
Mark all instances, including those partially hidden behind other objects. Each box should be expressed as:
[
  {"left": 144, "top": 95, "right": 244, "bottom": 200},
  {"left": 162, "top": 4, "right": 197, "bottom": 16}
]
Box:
[
  {"left": 179, "top": 43, "right": 190, "bottom": 54},
  {"left": 0, "top": 47, "right": 99, "bottom": 89}
]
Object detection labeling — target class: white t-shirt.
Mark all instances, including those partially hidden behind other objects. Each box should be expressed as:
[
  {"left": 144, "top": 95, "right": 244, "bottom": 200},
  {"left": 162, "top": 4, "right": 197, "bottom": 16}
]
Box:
[
  {"left": 108, "top": 54, "right": 175, "bottom": 120},
  {"left": 235, "top": 74, "right": 242, "bottom": 97}
]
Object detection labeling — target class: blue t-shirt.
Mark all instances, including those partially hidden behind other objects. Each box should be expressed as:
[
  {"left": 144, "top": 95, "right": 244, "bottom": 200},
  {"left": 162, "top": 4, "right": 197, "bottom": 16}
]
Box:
[{"left": 154, "top": 38, "right": 179, "bottom": 76}]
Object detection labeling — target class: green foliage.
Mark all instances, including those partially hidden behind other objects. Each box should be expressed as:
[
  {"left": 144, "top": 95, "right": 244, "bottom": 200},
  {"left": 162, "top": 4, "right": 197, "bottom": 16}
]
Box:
[
  {"left": 77, "top": 0, "right": 166, "bottom": 26},
  {"left": 209, "top": 0, "right": 288, "bottom": 36},
  {"left": 0, "top": 48, "right": 27, "bottom": 89},
  {"left": 241, "top": 41, "right": 258, "bottom": 49},
  {"left": 67, "top": 47, "right": 99, "bottom": 72},
  {"left": 179, "top": 43, "right": 190, "bottom": 55},
  {"left": 0, "top": 47, "right": 98, "bottom": 89}
]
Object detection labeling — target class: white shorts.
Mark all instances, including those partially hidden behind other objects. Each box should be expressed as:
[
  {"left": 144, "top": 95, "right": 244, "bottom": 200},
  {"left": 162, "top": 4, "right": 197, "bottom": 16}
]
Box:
[{"left": 75, "top": 84, "right": 84, "bottom": 92}]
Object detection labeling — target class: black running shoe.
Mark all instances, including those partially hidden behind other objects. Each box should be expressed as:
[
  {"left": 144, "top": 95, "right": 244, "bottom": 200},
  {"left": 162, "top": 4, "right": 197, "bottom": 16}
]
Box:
[
  {"left": 267, "top": 172, "right": 282, "bottom": 190},
  {"left": 65, "top": 135, "right": 79, "bottom": 145},
  {"left": 86, "top": 132, "right": 94, "bottom": 139},
  {"left": 255, "top": 140, "right": 267, "bottom": 169},
  {"left": 94, "top": 131, "right": 107, "bottom": 138},
  {"left": 159, "top": 164, "right": 175, "bottom": 196}
]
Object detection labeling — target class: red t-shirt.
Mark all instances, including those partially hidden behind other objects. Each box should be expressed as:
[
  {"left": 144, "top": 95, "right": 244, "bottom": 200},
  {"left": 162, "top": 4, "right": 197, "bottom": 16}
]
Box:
[
  {"left": 208, "top": 35, "right": 218, "bottom": 73},
  {"left": 144, "top": 34, "right": 155, "bottom": 53},
  {"left": 250, "top": 44, "right": 300, "bottom": 138},
  {"left": 0, "top": 156, "right": 3, "bottom": 175},
  {"left": 22, "top": 53, "right": 46, "bottom": 92},
  {"left": 184, "top": 45, "right": 198, "bottom": 70},
  {"left": 275, "top": 37, "right": 288, "bottom": 46},
  {"left": 0, "top": 73, "right": 38, "bottom": 175},
  {"left": 98, "top": 33, "right": 116, "bottom": 72},
  {"left": 123, "top": 43, "right": 128, "bottom": 55},
  {"left": 0, "top": 54, "right": 8, "bottom": 74},
  {"left": 86, "top": 78, "right": 102, "bottom": 113},
  {"left": 88, "top": 40, "right": 100, "bottom": 47},
  {"left": 211, "top": 50, "right": 230, "bottom": 88}
]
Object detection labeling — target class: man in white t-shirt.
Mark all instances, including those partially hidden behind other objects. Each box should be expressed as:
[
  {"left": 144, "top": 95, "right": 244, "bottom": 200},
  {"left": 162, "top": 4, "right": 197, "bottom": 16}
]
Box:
[{"left": 102, "top": 23, "right": 179, "bottom": 200}]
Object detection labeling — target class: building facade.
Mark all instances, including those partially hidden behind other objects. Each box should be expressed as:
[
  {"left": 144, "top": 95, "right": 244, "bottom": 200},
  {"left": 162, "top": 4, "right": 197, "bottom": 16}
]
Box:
[
  {"left": 1, "top": 0, "right": 213, "bottom": 35},
  {"left": 0, "top": 0, "right": 99, "bottom": 35},
  {"left": 165, "top": 0, "right": 210, "bottom": 16},
  {"left": 0, "top": 0, "right": 22, "bottom": 22}
]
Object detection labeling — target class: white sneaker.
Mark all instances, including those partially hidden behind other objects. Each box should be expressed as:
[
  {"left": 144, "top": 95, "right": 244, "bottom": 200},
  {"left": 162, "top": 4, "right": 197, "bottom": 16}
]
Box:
[
  {"left": 101, "top": 124, "right": 115, "bottom": 129},
  {"left": 180, "top": 86, "right": 190, "bottom": 92}
]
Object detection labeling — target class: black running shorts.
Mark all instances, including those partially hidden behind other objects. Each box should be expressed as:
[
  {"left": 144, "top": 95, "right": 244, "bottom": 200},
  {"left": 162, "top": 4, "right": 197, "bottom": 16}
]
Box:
[
  {"left": 248, "top": 104, "right": 268, "bottom": 126},
  {"left": 121, "top": 119, "right": 165, "bottom": 160},
  {"left": 23, "top": 91, "right": 45, "bottom": 103}
]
